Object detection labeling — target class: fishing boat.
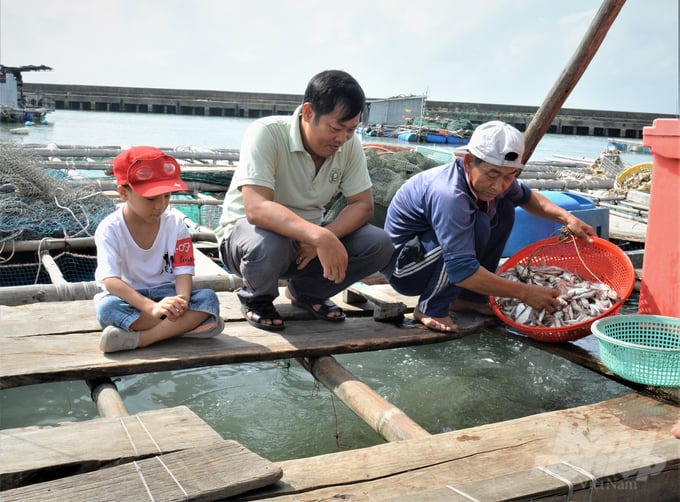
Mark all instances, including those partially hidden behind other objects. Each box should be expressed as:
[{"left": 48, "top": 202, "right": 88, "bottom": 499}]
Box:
[
  {"left": 0, "top": 65, "right": 55, "bottom": 124},
  {"left": 607, "top": 138, "right": 651, "bottom": 154}
]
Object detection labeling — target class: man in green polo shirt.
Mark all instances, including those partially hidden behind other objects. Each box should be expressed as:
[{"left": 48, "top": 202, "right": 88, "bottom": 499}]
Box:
[{"left": 216, "top": 70, "right": 394, "bottom": 331}]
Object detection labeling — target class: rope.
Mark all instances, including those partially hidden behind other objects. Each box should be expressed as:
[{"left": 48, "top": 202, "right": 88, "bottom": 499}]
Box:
[
  {"left": 445, "top": 485, "right": 480, "bottom": 501},
  {"left": 132, "top": 461, "right": 156, "bottom": 502},
  {"left": 566, "top": 234, "right": 600, "bottom": 282},
  {"left": 156, "top": 456, "right": 189, "bottom": 501},
  {"left": 0, "top": 240, "right": 16, "bottom": 263},
  {"left": 136, "top": 415, "right": 163, "bottom": 454},
  {"left": 537, "top": 466, "right": 574, "bottom": 500},
  {"left": 119, "top": 417, "right": 139, "bottom": 456},
  {"left": 120, "top": 416, "right": 188, "bottom": 501},
  {"left": 561, "top": 461, "right": 597, "bottom": 502}
]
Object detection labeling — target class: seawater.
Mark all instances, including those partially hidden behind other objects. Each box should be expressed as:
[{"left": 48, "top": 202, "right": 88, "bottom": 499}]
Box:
[{"left": 0, "top": 110, "right": 647, "bottom": 462}]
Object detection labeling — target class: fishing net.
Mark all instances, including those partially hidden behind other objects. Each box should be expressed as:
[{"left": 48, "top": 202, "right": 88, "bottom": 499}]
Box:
[
  {"left": 324, "top": 148, "right": 440, "bottom": 227},
  {"left": 0, "top": 250, "right": 97, "bottom": 287},
  {"left": 0, "top": 141, "right": 115, "bottom": 243}
]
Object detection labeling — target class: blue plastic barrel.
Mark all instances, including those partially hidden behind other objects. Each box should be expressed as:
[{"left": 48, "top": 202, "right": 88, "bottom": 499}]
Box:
[{"left": 502, "top": 191, "right": 609, "bottom": 257}]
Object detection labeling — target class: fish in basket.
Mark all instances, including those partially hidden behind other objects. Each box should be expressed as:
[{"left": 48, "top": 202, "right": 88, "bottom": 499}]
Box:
[{"left": 490, "top": 235, "right": 636, "bottom": 343}]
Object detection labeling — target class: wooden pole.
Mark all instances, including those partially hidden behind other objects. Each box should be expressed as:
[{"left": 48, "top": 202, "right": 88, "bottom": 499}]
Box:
[
  {"left": 87, "top": 378, "right": 129, "bottom": 418},
  {"left": 299, "top": 356, "right": 430, "bottom": 442},
  {"left": 0, "top": 274, "right": 240, "bottom": 306},
  {"left": 523, "top": 0, "right": 627, "bottom": 163}
]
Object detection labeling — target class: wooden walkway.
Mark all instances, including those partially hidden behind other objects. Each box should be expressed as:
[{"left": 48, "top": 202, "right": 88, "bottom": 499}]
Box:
[
  {"left": 0, "top": 286, "right": 496, "bottom": 389},
  {"left": 1, "top": 283, "right": 678, "bottom": 500}
]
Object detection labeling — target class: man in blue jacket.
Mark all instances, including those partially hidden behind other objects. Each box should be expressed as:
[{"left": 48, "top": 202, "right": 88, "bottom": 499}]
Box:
[{"left": 383, "top": 121, "right": 596, "bottom": 332}]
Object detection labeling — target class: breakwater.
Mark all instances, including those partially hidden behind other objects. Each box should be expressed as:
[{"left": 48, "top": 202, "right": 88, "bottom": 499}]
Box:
[{"left": 25, "top": 83, "right": 673, "bottom": 139}]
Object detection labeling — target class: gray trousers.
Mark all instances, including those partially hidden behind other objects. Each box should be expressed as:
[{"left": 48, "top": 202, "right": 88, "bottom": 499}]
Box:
[{"left": 220, "top": 218, "right": 395, "bottom": 304}]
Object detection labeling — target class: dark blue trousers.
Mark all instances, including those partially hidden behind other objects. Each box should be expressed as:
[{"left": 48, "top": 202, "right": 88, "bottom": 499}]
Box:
[{"left": 388, "top": 199, "right": 515, "bottom": 317}]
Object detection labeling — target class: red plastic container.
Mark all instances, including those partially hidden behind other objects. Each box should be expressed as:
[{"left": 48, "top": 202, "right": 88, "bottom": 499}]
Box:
[
  {"left": 490, "top": 236, "right": 636, "bottom": 343},
  {"left": 640, "top": 119, "right": 680, "bottom": 317}
]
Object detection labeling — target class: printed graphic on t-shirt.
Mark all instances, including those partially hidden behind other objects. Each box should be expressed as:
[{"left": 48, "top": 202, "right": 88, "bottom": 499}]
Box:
[
  {"left": 173, "top": 237, "right": 195, "bottom": 267},
  {"left": 163, "top": 252, "right": 172, "bottom": 274}
]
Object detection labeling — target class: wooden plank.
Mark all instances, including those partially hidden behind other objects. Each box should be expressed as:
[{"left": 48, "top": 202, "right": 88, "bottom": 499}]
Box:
[
  {"left": 609, "top": 212, "right": 647, "bottom": 242},
  {"left": 1, "top": 441, "right": 282, "bottom": 501},
  {"left": 0, "top": 311, "right": 496, "bottom": 389},
  {"left": 193, "top": 248, "right": 229, "bottom": 277},
  {"left": 0, "top": 406, "right": 222, "bottom": 490},
  {"left": 0, "top": 286, "right": 408, "bottom": 337},
  {"left": 390, "top": 439, "right": 680, "bottom": 501},
  {"left": 244, "top": 393, "right": 678, "bottom": 500},
  {"left": 345, "top": 283, "right": 407, "bottom": 320}
]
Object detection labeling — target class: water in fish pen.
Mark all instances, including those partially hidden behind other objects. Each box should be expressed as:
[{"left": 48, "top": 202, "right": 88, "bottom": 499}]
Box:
[{"left": 0, "top": 297, "right": 636, "bottom": 462}]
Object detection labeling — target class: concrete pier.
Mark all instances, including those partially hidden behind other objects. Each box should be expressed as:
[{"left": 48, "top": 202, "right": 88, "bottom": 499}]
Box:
[{"left": 25, "top": 83, "right": 673, "bottom": 138}]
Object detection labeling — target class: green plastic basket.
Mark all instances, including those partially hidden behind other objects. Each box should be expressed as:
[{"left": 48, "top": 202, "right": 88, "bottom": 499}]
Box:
[{"left": 591, "top": 315, "right": 680, "bottom": 387}]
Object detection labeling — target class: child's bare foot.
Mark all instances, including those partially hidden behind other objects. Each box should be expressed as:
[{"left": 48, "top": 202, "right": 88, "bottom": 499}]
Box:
[
  {"left": 414, "top": 307, "right": 458, "bottom": 332},
  {"left": 450, "top": 299, "right": 495, "bottom": 317}
]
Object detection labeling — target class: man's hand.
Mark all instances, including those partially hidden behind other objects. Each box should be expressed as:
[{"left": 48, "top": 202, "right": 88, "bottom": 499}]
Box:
[{"left": 299, "top": 230, "right": 348, "bottom": 284}]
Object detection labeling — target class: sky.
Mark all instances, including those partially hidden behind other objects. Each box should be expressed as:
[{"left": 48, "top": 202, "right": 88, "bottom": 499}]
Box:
[{"left": 1, "top": 0, "right": 678, "bottom": 114}]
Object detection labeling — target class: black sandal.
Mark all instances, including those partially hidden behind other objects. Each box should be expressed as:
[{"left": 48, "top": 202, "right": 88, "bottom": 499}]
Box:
[
  {"left": 291, "top": 294, "right": 346, "bottom": 322},
  {"left": 241, "top": 300, "right": 286, "bottom": 331}
]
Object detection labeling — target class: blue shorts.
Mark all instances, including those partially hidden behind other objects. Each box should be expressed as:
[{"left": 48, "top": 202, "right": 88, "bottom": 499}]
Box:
[{"left": 96, "top": 283, "right": 220, "bottom": 330}]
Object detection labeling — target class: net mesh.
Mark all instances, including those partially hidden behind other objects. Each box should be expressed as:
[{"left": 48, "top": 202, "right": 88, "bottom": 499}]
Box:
[
  {"left": 0, "top": 251, "right": 98, "bottom": 287},
  {"left": 325, "top": 148, "right": 440, "bottom": 226},
  {"left": 0, "top": 141, "right": 115, "bottom": 242}
]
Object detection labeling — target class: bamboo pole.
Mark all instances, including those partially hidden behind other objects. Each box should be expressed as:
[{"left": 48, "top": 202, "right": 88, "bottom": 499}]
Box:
[
  {"left": 522, "top": 0, "right": 627, "bottom": 162},
  {"left": 21, "top": 146, "right": 240, "bottom": 162},
  {"left": 0, "top": 231, "right": 216, "bottom": 254},
  {"left": 42, "top": 160, "right": 236, "bottom": 171},
  {"left": 522, "top": 178, "right": 614, "bottom": 190},
  {"left": 299, "top": 355, "right": 430, "bottom": 442},
  {"left": 39, "top": 252, "right": 67, "bottom": 285},
  {"left": 0, "top": 274, "right": 241, "bottom": 306},
  {"left": 87, "top": 378, "right": 129, "bottom": 418}
]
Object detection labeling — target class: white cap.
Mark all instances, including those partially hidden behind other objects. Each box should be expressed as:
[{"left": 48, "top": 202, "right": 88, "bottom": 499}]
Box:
[{"left": 466, "top": 121, "right": 525, "bottom": 169}]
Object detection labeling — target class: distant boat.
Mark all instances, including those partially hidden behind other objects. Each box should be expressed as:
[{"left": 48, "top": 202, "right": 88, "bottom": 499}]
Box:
[
  {"left": 607, "top": 138, "right": 651, "bottom": 154},
  {"left": 397, "top": 131, "right": 418, "bottom": 142},
  {"left": 445, "top": 134, "right": 469, "bottom": 145},
  {"left": 0, "top": 65, "right": 55, "bottom": 124},
  {"left": 424, "top": 132, "right": 447, "bottom": 144}
]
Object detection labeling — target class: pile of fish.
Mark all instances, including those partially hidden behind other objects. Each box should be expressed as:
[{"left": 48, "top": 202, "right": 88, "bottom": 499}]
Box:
[{"left": 495, "top": 264, "right": 620, "bottom": 328}]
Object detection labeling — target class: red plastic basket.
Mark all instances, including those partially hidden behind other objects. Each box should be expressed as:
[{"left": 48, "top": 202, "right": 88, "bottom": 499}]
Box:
[{"left": 490, "top": 236, "right": 636, "bottom": 343}]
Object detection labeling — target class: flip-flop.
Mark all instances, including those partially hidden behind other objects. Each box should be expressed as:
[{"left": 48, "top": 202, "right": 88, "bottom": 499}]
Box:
[
  {"left": 241, "top": 301, "right": 286, "bottom": 331},
  {"left": 291, "top": 295, "right": 346, "bottom": 322}
]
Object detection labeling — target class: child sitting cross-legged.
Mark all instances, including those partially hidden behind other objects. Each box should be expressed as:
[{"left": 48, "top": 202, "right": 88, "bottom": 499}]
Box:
[{"left": 94, "top": 146, "right": 223, "bottom": 353}]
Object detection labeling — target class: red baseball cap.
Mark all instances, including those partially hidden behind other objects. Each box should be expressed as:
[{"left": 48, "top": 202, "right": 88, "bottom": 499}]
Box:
[{"left": 112, "top": 146, "right": 188, "bottom": 197}]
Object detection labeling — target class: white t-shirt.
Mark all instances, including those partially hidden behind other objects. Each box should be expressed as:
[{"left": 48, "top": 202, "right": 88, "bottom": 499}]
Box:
[{"left": 94, "top": 206, "right": 195, "bottom": 300}]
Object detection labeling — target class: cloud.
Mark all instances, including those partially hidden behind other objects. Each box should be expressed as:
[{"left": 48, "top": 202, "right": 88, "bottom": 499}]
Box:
[{"left": 1, "top": 0, "right": 677, "bottom": 113}]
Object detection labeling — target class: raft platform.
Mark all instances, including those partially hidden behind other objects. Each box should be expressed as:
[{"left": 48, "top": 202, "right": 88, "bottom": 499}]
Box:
[{"left": 1, "top": 279, "right": 678, "bottom": 500}]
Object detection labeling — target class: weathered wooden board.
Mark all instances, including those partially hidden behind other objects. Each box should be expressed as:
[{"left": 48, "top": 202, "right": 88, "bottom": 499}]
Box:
[
  {"left": 0, "top": 308, "right": 496, "bottom": 389},
  {"left": 0, "top": 406, "right": 222, "bottom": 490},
  {"left": 2, "top": 441, "right": 282, "bottom": 501},
  {"left": 0, "top": 286, "right": 418, "bottom": 336},
  {"left": 244, "top": 393, "right": 679, "bottom": 500},
  {"left": 387, "top": 439, "right": 679, "bottom": 501}
]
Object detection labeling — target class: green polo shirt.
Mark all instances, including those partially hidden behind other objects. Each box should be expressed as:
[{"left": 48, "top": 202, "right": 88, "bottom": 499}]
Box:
[{"left": 215, "top": 105, "right": 371, "bottom": 239}]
